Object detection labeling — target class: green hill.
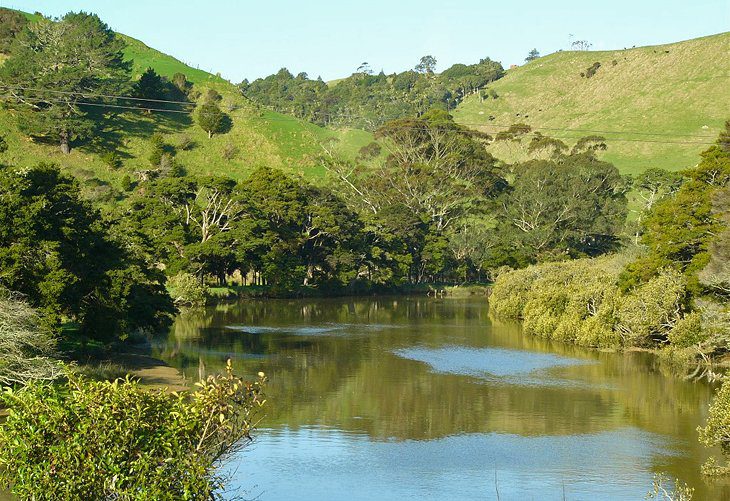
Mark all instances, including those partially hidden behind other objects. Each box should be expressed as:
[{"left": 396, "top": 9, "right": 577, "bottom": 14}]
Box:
[
  {"left": 453, "top": 32, "right": 730, "bottom": 174},
  {"left": 0, "top": 12, "right": 372, "bottom": 196}
]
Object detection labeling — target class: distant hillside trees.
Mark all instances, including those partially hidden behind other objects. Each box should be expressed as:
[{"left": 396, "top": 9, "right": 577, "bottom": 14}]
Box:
[
  {"left": 525, "top": 48, "right": 540, "bottom": 62},
  {"left": 240, "top": 57, "right": 505, "bottom": 129},
  {"left": 0, "top": 12, "right": 131, "bottom": 153},
  {"left": 415, "top": 55, "right": 437, "bottom": 75},
  {"left": 571, "top": 40, "right": 592, "bottom": 51}
]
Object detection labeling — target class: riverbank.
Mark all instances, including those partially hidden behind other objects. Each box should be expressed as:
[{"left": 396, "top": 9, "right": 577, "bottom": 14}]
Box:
[{"left": 206, "top": 283, "right": 491, "bottom": 302}]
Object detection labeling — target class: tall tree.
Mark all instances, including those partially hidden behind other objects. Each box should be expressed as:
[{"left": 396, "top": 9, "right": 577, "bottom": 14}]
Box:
[
  {"left": 0, "top": 163, "right": 173, "bottom": 339},
  {"left": 415, "top": 55, "right": 437, "bottom": 75},
  {"left": 0, "top": 12, "right": 130, "bottom": 153},
  {"left": 498, "top": 153, "right": 627, "bottom": 260},
  {"left": 133, "top": 67, "right": 167, "bottom": 104},
  {"left": 525, "top": 48, "right": 540, "bottom": 62}
]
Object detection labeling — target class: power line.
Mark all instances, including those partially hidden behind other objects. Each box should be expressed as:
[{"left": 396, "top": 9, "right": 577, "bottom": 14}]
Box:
[
  {"left": 0, "top": 84, "right": 197, "bottom": 107},
  {"left": 0, "top": 91, "right": 720, "bottom": 146},
  {"left": 0, "top": 83, "right": 721, "bottom": 140}
]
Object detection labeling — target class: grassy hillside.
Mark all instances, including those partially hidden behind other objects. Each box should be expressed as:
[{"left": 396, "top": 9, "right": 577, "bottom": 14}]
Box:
[
  {"left": 0, "top": 14, "right": 373, "bottom": 195},
  {"left": 453, "top": 32, "right": 730, "bottom": 174}
]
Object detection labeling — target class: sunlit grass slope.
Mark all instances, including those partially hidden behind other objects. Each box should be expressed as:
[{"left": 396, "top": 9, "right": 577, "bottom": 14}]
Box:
[
  {"left": 0, "top": 13, "right": 373, "bottom": 192},
  {"left": 453, "top": 32, "right": 730, "bottom": 174}
]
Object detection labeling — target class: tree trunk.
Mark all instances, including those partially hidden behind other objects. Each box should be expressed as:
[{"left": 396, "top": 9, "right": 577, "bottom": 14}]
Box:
[
  {"left": 208, "top": 130, "right": 213, "bottom": 139},
  {"left": 59, "top": 130, "right": 70, "bottom": 154}
]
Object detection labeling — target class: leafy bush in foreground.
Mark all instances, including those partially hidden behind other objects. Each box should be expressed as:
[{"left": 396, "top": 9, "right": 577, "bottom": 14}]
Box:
[{"left": 0, "top": 362, "right": 266, "bottom": 500}]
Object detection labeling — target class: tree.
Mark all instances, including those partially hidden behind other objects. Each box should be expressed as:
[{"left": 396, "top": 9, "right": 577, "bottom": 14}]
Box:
[
  {"left": 621, "top": 125, "right": 730, "bottom": 293},
  {"left": 0, "top": 289, "right": 62, "bottom": 386},
  {"left": 498, "top": 153, "right": 627, "bottom": 260},
  {"left": 0, "top": 12, "right": 131, "bottom": 153},
  {"left": 0, "top": 163, "right": 173, "bottom": 340},
  {"left": 415, "top": 55, "right": 437, "bottom": 75},
  {"left": 525, "top": 48, "right": 540, "bottom": 62},
  {"left": 369, "top": 109, "right": 504, "bottom": 231},
  {"left": 571, "top": 40, "right": 592, "bottom": 51},
  {"left": 196, "top": 100, "right": 228, "bottom": 138},
  {"left": 133, "top": 67, "right": 166, "bottom": 104}
]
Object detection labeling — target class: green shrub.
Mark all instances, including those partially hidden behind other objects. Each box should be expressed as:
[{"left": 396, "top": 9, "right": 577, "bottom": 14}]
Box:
[
  {"left": 616, "top": 270, "right": 686, "bottom": 346},
  {"left": 0, "top": 363, "right": 266, "bottom": 500},
  {"left": 100, "top": 150, "right": 122, "bottom": 169},
  {"left": 489, "top": 265, "right": 543, "bottom": 318},
  {"left": 668, "top": 312, "right": 707, "bottom": 348},
  {"left": 148, "top": 133, "right": 165, "bottom": 166},
  {"left": 120, "top": 174, "right": 133, "bottom": 192},
  {"left": 167, "top": 272, "right": 209, "bottom": 306},
  {"left": 699, "top": 378, "right": 730, "bottom": 476}
]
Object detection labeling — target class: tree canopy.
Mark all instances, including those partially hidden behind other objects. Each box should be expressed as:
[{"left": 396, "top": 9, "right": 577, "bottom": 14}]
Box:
[{"left": 0, "top": 12, "right": 130, "bottom": 153}]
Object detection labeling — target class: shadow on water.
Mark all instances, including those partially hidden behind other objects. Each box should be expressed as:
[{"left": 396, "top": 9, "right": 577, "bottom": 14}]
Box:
[{"left": 151, "top": 296, "right": 730, "bottom": 500}]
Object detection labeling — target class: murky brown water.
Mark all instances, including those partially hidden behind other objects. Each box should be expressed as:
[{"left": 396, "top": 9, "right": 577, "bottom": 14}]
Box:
[{"left": 153, "top": 296, "right": 729, "bottom": 500}]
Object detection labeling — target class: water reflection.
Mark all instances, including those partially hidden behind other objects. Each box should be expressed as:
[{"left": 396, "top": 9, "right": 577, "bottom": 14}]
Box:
[{"left": 152, "top": 297, "right": 730, "bottom": 499}]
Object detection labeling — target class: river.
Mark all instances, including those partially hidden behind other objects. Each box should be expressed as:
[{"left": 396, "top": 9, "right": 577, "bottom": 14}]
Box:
[{"left": 152, "top": 296, "right": 729, "bottom": 500}]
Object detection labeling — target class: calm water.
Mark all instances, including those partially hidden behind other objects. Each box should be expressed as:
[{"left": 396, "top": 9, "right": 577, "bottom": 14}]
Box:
[{"left": 152, "top": 297, "right": 730, "bottom": 500}]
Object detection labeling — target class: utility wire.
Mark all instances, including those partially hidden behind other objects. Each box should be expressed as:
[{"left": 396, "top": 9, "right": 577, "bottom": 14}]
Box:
[
  {"left": 0, "top": 83, "right": 720, "bottom": 139},
  {"left": 0, "top": 90, "right": 721, "bottom": 146}
]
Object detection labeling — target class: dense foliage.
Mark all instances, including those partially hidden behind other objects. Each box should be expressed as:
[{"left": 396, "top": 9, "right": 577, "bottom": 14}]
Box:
[
  {"left": 699, "top": 378, "right": 730, "bottom": 476},
  {"left": 0, "top": 363, "right": 266, "bottom": 500},
  {"left": 0, "top": 12, "right": 130, "bottom": 153},
  {"left": 490, "top": 254, "right": 690, "bottom": 349},
  {"left": 0, "top": 163, "right": 174, "bottom": 340},
  {"left": 240, "top": 57, "right": 504, "bottom": 129},
  {"left": 491, "top": 124, "right": 730, "bottom": 360},
  {"left": 495, "top": 153, "right": 627, "bottom": 264}
]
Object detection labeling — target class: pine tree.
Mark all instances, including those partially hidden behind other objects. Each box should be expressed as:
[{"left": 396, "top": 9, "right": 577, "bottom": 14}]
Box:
[{"left": 0, "top": 12, "right": 130, "bottom": 153}]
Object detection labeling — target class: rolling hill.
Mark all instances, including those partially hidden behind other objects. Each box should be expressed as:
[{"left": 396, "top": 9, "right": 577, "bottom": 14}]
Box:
[
  {"left": 453, "top": 32, "right": 730, "bottom": 174},
  {"left": 0, "top": 10, "right": 373, "bottom": 197}
]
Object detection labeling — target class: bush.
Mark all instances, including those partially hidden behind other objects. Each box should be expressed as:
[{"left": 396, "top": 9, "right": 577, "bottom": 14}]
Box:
[
  {"left": 100, "top": 150, "right": 122, "bottom": 169},
  {"left": 616, "top": 270, "right": 686, "bottom": 346},
  {"left": 120, "top": 174, "right": 133, "bottom": 192},
  {"left": 148, "top": 133, "right": 165, "bottom": 166},
  {"left": 585, "top": 62, "right": 601, "bottom": 78},
  {"left": 167, "top": 272, "right": 209, "bottom": 306},
  {"left": 699, "top": 378, "right": 730, "bottom": 476},
  {"left": 668, "top": 312, "right": 706, "bottom": 348},
  {"left": 489, "top": 265, "right": 542, "bottom": 318},
  {"left": 489, "top": 256, "right": 692, "bottom": 349},
  {"left": 0, "top": 290, "right": 62, "bottom": 386},
  {"left": 0, "top": 363, "right": 267, "bottom": 500},
  {"left": 178, "top": 134, "right": 195, "bottom": 151},
  {"left": 222, "top": 143, "right": 239, "bottom": 160}
]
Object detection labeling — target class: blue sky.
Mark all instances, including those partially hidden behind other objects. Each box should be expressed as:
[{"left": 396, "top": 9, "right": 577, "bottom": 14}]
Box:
[{"left": 3, "top": 0, "right": 729, "bottom": 82}]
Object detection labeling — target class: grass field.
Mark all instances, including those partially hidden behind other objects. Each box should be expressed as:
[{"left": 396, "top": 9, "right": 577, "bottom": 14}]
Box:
[
  {"left": 453, "top": 32, "right": 730, "bottom": 174},
  {"left": 0, "top": 18, "right": 374, "bottom": 194}
]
